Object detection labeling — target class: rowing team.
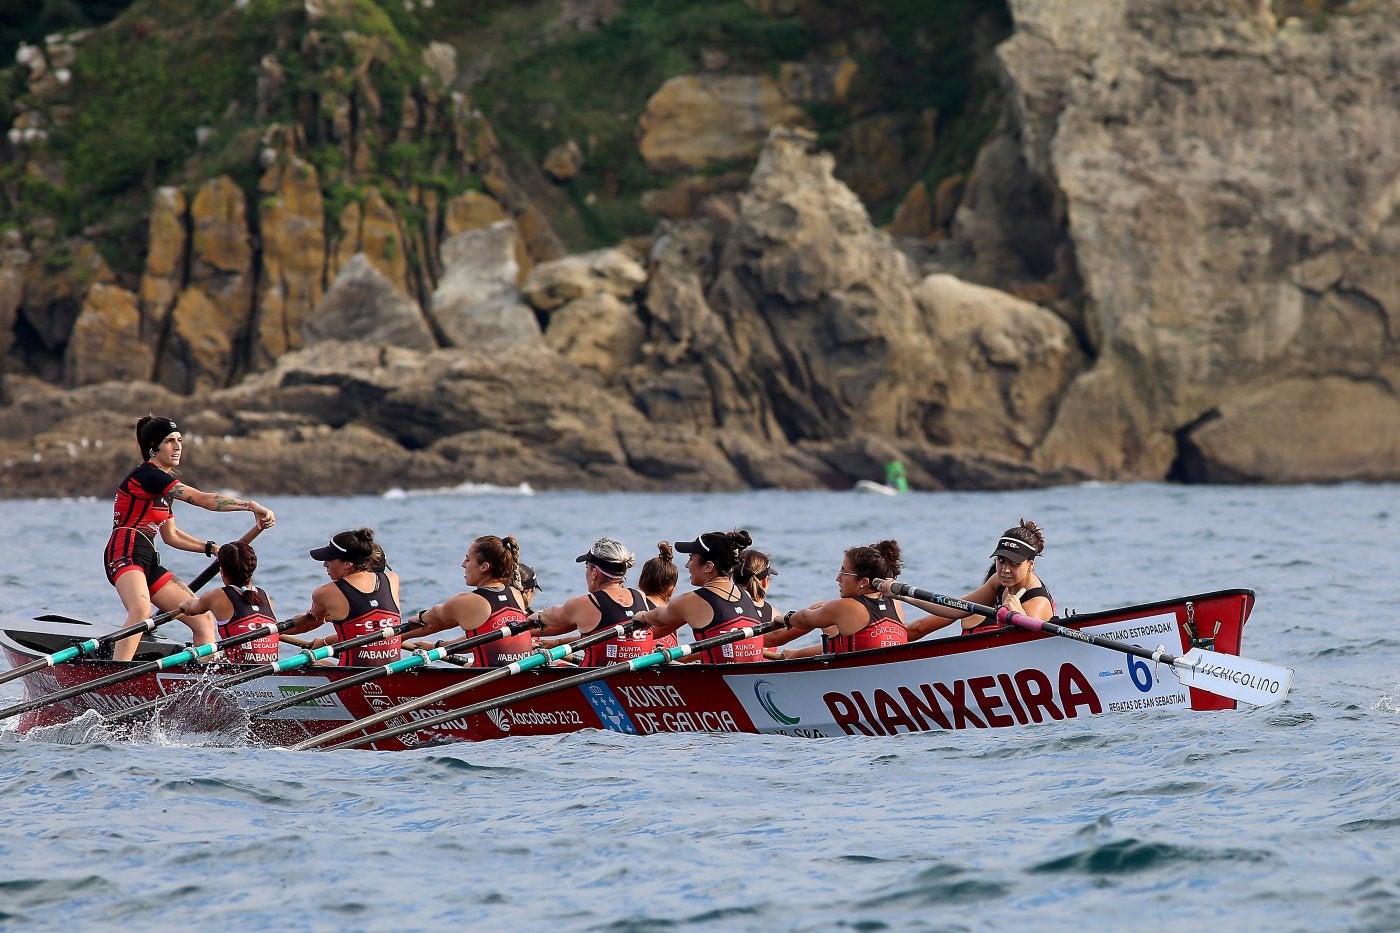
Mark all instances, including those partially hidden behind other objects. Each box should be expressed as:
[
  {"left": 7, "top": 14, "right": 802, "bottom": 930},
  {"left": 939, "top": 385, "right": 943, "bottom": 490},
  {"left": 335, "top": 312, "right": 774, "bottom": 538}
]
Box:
[
  {"left": 141, "top": 520, "right": 1055, "bottom": 668},
  {"left": 103, "top": 414, "right": 1054, "bottom": 666}
]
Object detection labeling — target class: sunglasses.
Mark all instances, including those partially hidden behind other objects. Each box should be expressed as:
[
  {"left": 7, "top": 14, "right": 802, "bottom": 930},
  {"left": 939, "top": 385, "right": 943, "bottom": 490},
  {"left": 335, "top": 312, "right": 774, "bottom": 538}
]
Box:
[{"left": 756, "top": 567, "right": 777, "bottom": 581}]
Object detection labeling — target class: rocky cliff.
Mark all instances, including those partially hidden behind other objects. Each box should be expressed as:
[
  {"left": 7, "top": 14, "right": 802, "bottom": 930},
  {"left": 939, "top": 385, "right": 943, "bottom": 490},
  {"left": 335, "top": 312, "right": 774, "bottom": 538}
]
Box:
[{"left": 2, "top": 0, "right": 1397, "bottom": 496}]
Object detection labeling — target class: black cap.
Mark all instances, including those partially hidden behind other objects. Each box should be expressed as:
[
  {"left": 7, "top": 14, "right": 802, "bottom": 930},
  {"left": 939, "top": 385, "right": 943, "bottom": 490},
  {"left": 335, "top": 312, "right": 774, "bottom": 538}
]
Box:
[
  {"left": 990, "top": 536, "right": 1040, "bottom": 564},
  {"left": 309, "top": 538, "right": 349, "bottom": 561},
  {"left": 574, "top": 538, "right": 632, "bottom": 576},
  {"left": 575, "top": 551, "right": 628, "bottom": 575},
  {"left": 674, "top": 533, "right": 717, "bottom": 557},
  {"left": 518, "top": 563, "right": 541, "bottom": 592}
]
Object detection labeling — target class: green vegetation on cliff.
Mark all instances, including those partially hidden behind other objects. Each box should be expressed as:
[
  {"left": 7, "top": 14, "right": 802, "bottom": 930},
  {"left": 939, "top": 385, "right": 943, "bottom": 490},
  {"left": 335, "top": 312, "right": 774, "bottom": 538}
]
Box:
[{"left": 2, "top": 0, "right": 1010, "bottom": 274}]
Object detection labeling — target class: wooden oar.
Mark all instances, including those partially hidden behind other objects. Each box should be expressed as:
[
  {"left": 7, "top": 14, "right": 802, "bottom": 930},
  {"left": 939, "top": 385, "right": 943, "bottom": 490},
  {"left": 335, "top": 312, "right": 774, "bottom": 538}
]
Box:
[
  {"left": 246, "top": 618, "right": 543, "bottom": 717},
  {"left": 291, "top": 620, "right": 646, "bottom": 751},
  {"left": 0, "top": 522, "right": 264, "bottom": 691},
  {"left": 881, "top": 580, "right": 1293, "bottom": 707},
  {"left": 309, "top": 617, "right": 788, "bottom": 752},
  {"left": 0, "top": 616, "right": 302, "bottom": 723},
  {"left": 101, "top": 618, "right": 418, "bottom": 726}
]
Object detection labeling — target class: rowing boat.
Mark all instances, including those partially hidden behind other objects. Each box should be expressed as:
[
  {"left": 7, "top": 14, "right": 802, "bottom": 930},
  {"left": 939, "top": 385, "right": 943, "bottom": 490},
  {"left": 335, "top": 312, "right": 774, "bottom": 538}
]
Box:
[
  {"left": 1, "top": 590, "right": 1265, "bottom": 747},
  {"left": 0, "top": 588, "right": 1261, "bottom": 749}
]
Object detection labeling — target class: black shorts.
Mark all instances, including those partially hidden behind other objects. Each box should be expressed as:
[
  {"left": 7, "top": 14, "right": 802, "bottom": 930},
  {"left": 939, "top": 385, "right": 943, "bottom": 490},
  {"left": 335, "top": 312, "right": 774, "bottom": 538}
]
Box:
[{"left": 104, "top": 528, "right": 175, "bottom": 593}]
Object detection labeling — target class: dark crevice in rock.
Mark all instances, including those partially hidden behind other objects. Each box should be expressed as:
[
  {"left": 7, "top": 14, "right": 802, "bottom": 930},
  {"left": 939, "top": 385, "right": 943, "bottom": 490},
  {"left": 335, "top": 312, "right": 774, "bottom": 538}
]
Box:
[{"left": 1168, "top": 408, "right": 1239, "bottom": 484}]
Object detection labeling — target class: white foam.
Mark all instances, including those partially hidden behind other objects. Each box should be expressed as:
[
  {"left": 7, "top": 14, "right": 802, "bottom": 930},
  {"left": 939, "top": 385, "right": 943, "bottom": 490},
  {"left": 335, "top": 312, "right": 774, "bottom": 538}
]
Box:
[{"left": 382, "top": 481, "right": 535, "bottom": 499}]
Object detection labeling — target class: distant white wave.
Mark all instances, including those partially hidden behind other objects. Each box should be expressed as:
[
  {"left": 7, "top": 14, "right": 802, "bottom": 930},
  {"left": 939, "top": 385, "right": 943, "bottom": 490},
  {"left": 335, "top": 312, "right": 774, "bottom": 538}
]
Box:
[{"left": 382, "top": 481, "right": 535, "bottom": 499}]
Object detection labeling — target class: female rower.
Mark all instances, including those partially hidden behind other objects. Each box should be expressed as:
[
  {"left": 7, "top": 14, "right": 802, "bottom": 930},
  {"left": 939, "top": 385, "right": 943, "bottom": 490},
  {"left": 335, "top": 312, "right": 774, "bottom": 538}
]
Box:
[
  {"left": 282, "top": 528, "right": 405, "bottom": 666},
  {"left": 107, "top": 415, "right": 276, "bottom": 661},
  {"left": 638, "top": 542, "right": 679, "bottom": 650},
  {"left": 882, "top": 519, "right": 1053, "bottom": 639},
  {"left": 782, "top": 540, "right": 908, "bottom": 656},
  {"left": 516, "top": 562, "right": 541, "bottom": 612},
  {"left": 533, "top": 538, "right": 654, "bottom": 665},
  {"left": 403, "top": 535, "right": 534, "bottom": 666},
  {"left": 633, "top": 530, "right": 764, "bottom": 664},
  {"left": 176, "top": 541, "right": 279, "bottom": 664}
]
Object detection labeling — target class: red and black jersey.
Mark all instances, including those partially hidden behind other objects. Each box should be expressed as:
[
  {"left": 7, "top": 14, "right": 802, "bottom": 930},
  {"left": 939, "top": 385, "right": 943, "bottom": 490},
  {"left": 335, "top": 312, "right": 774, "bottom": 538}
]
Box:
[
  {"left": 331, "top": 572, "right": 402, "bottom": 666},
  {"left": 825, "top": 594, "right": 908, "bottom": 654},
  {"left": 218, "top": 585, "right": 280, "bottom": 664},
  {"left": 583, "top": 587, "right": 653, "bottom": 666},
  {"left": 112, "top": 463, "right": 177, "bottom": 537},
  {"left": 691, "top": 586, "right": 763, "bottom": 664},
  {"left": 464, "top": 586, "right": 533, "bottom": 667}
]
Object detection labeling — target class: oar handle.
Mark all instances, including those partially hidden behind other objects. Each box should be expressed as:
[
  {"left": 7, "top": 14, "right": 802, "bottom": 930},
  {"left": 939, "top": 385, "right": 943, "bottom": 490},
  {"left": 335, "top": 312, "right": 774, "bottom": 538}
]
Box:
[
  {"left": 320, "top": 618, "right": 787, "bottom": 752},
  {"left": 881, "top": 581, "right": 1186, "bottom": 666},
  {"left": 248, "top": 617, "right": 538, "bottom": 717}
]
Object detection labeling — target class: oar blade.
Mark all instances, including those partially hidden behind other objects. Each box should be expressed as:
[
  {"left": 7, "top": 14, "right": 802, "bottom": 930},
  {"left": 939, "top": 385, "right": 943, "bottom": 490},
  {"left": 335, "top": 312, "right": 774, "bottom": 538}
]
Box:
[{"left": 1174, "top": 648, "right": 1294, "bottom": 707}]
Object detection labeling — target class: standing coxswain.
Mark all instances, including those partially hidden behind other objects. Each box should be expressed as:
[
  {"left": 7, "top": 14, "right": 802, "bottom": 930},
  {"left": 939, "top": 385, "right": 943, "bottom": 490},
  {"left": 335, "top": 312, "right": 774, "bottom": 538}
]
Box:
[{"left": 105, "top": 415, "right": 276, "bottom": 661}]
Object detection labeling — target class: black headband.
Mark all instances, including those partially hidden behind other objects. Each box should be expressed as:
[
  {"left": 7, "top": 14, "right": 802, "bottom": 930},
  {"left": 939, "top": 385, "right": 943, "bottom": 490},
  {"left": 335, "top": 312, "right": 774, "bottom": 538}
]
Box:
[{"left": 139, "top": 417, "right": 179, "bottom": 456}]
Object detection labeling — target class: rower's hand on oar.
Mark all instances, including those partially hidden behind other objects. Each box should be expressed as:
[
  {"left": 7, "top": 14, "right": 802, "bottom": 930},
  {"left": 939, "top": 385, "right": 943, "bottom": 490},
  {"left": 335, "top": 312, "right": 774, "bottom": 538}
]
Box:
[
  {"left": 873, "top": 578, "right": 894, "bottom": 594},
  {"left": 250, "top": 502, "right": 276, "bottom": 529}
]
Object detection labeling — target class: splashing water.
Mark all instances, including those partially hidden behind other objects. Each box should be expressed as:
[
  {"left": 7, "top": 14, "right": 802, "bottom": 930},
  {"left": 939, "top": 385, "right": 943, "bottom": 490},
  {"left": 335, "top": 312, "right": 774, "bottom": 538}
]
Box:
[{"left": 144, "top": 680, "right": 253, "bottom": 747}]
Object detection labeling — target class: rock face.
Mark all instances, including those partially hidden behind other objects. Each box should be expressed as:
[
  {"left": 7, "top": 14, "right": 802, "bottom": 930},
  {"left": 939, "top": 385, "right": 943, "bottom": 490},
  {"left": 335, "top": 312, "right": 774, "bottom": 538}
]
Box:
[
  {"left": 0, "top": 126, "right": 1088, "bottom": 496},
  {"left": 6, "top": 0, "right": 1400, "bottom": 495},
  {"left": 638, "top": 75, "right": 809, "bottom": 173},
  {"left": 429, "top": 221, "right": 541, "bottom": 349},
  {"left": 138, "top": 187, "right": 188, "bottom": 337},
  {"left": 706, "top": 126, "right": 935, "bottom": 442},
  {"left": 985, "top": 0, "right": 1400, "bottom": 481},
  {"left": 159, "top": 177, "right": 256, "bottom": 393},
  {"left": 65, "top": 284, "right": 153, "bottom": 387},
  {"left": 255, "top": 153, "right": 327, "bottom": 368},
  {"left": 304, "top": 254, "right": 436, "bottom": 351},
  {"left": 0, "top": 232, "right": 30, "bottom": 402},
  {"left": 912, "top": 274, "right": 1086, "bottom": 457}
]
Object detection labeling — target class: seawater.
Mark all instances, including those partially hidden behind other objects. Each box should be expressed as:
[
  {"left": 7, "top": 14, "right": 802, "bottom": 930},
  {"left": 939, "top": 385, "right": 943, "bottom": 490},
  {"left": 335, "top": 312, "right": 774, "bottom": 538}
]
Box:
[{"left": 1, "top": 484, "right": 1397, "bottom": 931}]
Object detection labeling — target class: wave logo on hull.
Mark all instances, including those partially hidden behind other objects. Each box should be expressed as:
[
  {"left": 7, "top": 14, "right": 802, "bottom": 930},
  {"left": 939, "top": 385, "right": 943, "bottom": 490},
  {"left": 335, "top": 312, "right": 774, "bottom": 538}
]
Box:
[
  {"left": 754, "top": 679, "right": 800, "bottom": 725},
  {"left": 486, "top": 707, "right": 510, "bottom": 733}
]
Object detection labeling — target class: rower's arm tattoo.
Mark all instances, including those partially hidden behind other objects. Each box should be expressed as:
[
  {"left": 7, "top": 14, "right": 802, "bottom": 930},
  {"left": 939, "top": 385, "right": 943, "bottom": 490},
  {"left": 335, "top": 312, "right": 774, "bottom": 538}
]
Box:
[
  {"left": 213, "top": 495, "right": 244, "bottom": 512},
  {"left": 169, "top": 483, "right": 195, "bottom": 503}
]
